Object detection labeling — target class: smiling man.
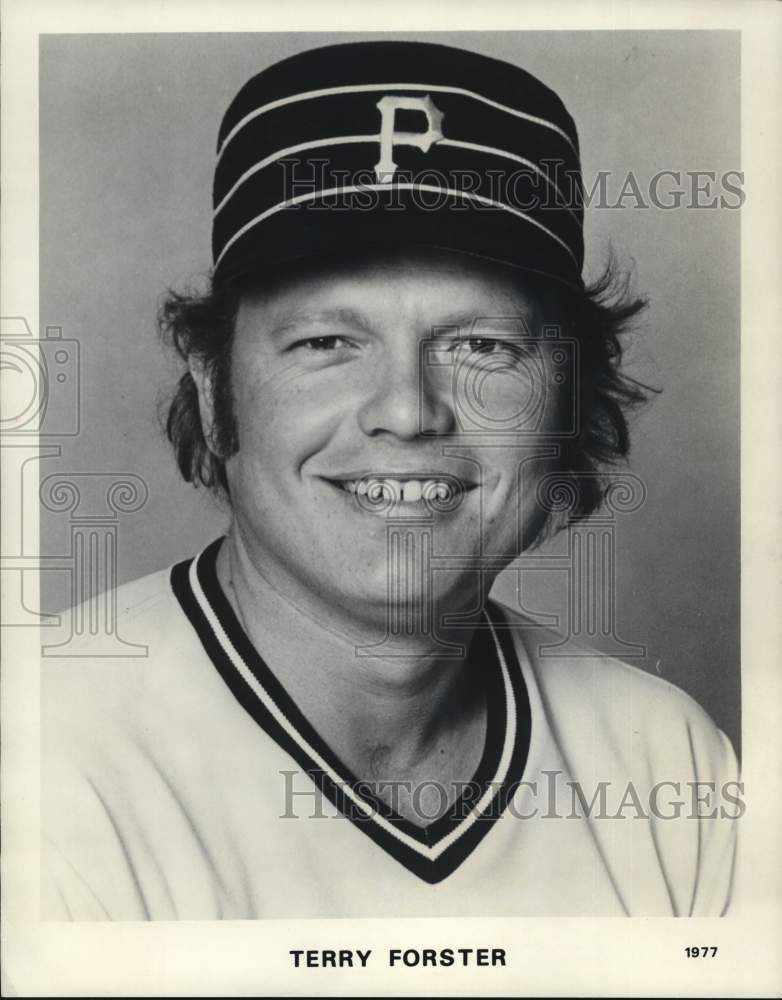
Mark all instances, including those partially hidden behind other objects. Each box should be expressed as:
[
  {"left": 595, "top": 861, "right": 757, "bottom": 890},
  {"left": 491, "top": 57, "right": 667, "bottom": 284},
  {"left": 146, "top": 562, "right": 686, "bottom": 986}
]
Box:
[{"left": 42, "top": 40, "right": 740, "bottom": 919}]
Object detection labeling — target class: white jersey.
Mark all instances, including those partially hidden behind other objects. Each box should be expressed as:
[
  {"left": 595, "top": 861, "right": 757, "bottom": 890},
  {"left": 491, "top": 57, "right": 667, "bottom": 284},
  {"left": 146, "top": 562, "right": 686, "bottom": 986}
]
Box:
[{"left": 42, "top": 538, "right": 739, "bottom": 920}]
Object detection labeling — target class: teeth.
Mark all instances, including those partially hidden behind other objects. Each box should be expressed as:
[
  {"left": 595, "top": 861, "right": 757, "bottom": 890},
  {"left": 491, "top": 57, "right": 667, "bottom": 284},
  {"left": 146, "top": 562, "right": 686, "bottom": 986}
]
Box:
[
  {"left": 341, "top": 477, "right": 460, "bottom": 503},
  {"left": 366, "top": 478, "right": 387, "bottom": 501},
  {"left": 403, "top": 480, "right": 422, "bottom": 502}
]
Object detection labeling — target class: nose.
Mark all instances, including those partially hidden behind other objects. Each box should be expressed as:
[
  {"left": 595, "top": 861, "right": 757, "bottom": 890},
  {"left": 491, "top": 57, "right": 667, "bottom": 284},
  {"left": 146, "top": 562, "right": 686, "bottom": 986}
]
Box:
[{"left": 356, "top": 338, "right": 455, "bottom": 440}]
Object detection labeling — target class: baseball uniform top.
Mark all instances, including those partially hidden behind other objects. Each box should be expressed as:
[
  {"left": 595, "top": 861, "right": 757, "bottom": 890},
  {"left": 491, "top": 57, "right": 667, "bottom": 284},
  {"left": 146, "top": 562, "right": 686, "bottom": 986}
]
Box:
[{"left": 42, "top": 538, "right": 739, "bottom": 920}]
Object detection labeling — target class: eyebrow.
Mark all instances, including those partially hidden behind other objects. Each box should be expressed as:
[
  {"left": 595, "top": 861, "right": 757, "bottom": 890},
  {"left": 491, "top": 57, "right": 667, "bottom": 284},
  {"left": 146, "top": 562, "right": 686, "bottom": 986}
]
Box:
[
  {"left": 269, "top": 307, "right": 377, "bottom": 340},
  {"left": 430, "top": 313, "right": 535, "bottom": 336}
]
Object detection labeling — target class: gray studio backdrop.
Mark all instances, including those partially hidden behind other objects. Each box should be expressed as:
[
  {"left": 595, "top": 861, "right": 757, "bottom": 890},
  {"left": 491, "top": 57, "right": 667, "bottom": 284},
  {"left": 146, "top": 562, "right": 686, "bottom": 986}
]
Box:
[{"left": 39, "top": 31, "right": 741, "bottom": 754}]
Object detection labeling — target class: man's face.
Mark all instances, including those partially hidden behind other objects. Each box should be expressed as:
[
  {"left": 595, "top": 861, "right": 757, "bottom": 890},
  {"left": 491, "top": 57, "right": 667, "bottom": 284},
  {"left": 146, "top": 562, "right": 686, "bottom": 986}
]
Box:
[{"left": 213, "top": 248, "right": 569, "bottom": 626}]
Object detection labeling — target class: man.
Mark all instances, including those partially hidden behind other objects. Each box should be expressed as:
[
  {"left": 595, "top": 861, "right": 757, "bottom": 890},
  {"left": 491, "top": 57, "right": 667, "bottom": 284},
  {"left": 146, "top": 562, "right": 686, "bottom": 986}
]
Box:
[{"left": 42, "top": 40, "right": 739, "bottom": 919}]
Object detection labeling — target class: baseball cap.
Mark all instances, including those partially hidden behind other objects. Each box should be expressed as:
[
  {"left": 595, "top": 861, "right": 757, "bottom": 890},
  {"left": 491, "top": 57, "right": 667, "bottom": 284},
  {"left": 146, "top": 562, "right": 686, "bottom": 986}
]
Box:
[{"left": 212, "top": 41, "right": 584, "bottom": 289}]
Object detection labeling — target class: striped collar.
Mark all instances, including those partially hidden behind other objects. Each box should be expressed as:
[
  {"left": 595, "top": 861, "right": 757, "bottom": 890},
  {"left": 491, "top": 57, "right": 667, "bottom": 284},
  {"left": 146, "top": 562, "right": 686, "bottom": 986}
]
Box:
[{"left": 171, "top": 537, "right": 531, "bottom": 883}]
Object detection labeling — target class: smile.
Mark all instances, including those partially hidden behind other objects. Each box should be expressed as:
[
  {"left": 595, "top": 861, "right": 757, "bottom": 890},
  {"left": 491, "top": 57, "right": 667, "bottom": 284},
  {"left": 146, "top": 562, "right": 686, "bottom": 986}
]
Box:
[{"left": 326, "top": 474, "right": 477, "bottom": 508}]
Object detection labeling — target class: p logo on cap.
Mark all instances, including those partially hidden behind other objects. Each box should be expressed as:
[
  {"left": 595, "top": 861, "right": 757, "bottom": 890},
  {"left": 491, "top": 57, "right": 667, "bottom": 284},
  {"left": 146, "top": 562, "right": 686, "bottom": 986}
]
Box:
[{"left": 374, "top": 95, "right": 445, "bottom": 182}]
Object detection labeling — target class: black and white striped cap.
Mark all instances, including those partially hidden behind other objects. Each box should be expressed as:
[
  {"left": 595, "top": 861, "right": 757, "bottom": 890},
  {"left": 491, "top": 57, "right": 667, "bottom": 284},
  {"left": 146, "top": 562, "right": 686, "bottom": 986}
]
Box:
[{"left": 213, "top": 41, "right": 584, "bottom": 289}]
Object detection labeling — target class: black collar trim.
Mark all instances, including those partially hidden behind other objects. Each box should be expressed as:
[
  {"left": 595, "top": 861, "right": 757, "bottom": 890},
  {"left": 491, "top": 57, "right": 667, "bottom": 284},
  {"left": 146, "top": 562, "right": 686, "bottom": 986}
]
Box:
[{"left": 170, "top": 538, "right": 531, "bottom": 884}]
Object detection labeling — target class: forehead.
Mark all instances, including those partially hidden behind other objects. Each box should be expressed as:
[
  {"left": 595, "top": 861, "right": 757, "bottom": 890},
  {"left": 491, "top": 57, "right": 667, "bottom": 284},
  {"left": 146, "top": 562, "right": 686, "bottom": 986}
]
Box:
[{"left": 235, "top": 248, "right": 564, "bottom": 334}]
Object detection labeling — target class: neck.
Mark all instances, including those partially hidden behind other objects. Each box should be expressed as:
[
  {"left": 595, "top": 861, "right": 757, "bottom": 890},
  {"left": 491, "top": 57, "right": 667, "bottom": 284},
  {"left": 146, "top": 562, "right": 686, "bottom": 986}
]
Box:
[{"left": 216, "top": 526, "right": 490, "bottom": 786}]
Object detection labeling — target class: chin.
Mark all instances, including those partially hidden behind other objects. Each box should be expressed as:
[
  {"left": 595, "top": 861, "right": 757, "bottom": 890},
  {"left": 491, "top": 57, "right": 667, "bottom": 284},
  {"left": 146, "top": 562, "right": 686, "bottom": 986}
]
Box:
[{"left": 325, "top": 578, "right": 452, "bottom": 621}]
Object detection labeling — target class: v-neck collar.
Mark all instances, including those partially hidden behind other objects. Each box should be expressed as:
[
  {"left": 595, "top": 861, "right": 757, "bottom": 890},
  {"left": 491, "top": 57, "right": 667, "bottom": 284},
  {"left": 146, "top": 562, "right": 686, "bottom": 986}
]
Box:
[{"left": 170, "top": 537, "right": 531, "bottom": 884}]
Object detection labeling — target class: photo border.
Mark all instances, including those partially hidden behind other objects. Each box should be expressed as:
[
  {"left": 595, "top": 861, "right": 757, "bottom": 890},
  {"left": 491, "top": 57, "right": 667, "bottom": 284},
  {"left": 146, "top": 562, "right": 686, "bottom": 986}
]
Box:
[{"left": 2, "top": 1, "right": 780, "bottom": 996}]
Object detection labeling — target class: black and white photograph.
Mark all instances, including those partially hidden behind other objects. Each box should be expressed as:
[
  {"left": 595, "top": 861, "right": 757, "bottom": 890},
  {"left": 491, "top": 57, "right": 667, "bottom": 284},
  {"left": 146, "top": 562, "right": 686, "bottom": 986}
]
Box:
[{"left": 1, "top": 1, "right": 780, "bottom": 996}]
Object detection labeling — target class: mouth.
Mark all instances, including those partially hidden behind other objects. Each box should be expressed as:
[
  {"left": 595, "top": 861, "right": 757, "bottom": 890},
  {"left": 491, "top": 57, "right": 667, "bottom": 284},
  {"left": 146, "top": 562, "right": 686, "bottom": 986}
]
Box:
[{"left": 323, "top": 473, "right": 477, "bottom": 510}]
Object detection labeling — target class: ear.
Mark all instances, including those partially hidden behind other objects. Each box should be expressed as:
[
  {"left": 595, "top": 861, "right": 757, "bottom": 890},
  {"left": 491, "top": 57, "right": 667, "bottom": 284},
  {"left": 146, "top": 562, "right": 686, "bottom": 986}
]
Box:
[{"left": 188, "top": 356, "right": 220, "bottom": 455}]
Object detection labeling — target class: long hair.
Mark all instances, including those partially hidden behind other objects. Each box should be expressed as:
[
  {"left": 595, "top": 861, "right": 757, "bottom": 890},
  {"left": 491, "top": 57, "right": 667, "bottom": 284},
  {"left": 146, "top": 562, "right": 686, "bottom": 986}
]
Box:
[
  {"left": 158, "top": 278, "right": 241, "bottom": 495},
  {"left": 158, "top": 254, "right": 654, "bottom": 536},
  {"left": 544, "top": 253, "right": 655, "bottom": 539}
]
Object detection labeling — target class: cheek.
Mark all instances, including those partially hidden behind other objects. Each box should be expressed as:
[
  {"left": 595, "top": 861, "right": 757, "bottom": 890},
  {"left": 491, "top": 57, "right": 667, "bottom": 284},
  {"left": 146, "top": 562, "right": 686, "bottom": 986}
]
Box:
[
  {"left": 480, "top": 450, "right": 560, "bottom": 527},
  {"left": 451, "top": 353, "right": 570, "bottom": 436},
  {"left": 233, "top": 352, "right": 298, "bottom": 420},
  {"left": 230, "top": 360, "right": 355, "bottom": 473}
]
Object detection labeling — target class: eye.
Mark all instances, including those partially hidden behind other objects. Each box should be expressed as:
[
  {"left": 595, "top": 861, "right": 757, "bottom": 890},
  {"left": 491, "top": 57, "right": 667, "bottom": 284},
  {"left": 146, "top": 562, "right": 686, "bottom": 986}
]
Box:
[
  {"left": 292, "top": 335, "right": 350, "bottom": 352},
  {"left": 458, "top": 337, "right": 529, "bottom": 363},
  {"left": 466, "top": 337, "right": 501, "bottom": 355}
]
